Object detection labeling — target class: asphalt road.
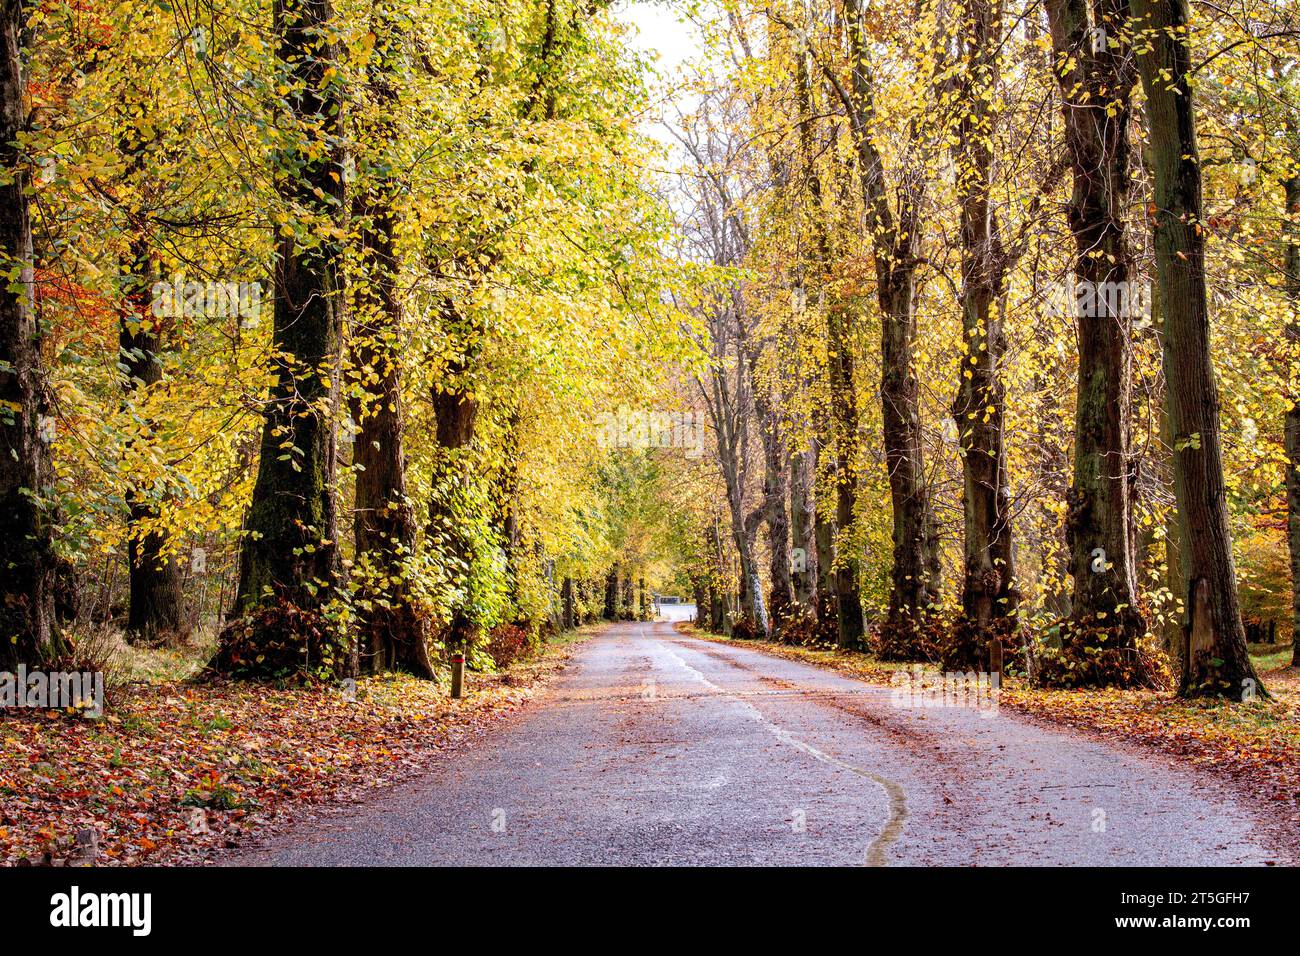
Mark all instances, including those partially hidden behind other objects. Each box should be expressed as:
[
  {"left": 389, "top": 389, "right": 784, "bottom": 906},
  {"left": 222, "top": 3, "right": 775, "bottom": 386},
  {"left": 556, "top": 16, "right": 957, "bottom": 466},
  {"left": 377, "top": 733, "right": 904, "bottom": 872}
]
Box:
[{"left": 235, "top": 621, "right": 1282, "bottom": 866}]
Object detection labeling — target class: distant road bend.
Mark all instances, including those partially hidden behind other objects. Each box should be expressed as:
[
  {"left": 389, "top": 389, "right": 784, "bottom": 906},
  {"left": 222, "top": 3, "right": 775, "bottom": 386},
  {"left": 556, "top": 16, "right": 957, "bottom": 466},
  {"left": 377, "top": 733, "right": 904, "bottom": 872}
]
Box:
[{"left": 237, "top": 620, "right": 1281, "bottom": 866}]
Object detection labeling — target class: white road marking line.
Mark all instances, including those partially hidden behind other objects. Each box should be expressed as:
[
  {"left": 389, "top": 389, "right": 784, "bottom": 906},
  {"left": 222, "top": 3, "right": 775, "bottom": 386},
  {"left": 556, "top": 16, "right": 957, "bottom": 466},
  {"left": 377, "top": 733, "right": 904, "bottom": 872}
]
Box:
[{"left": 639, "top": 624, "right": 908, "bottom": 866}]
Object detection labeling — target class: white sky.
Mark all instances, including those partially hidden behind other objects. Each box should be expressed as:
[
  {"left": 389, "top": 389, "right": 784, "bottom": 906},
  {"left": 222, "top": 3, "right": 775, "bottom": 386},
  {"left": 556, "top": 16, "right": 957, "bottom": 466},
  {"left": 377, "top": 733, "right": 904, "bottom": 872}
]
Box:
[
  {"left": 613, "top": 0, "right": 700, "bottom": 79},
  {"left": 612, "top": 0, "right": 704, "bottom": 150}
]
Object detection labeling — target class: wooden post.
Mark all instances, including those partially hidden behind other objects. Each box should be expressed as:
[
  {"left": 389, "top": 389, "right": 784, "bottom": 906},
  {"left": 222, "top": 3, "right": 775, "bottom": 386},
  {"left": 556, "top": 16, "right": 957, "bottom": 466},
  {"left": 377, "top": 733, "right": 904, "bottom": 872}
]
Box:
[
  {"left": 987, "top": 637, "right": 1004, "bottom": 679},
  {"left": 450, "top": 650, "right": 465, "bottom": 700}
]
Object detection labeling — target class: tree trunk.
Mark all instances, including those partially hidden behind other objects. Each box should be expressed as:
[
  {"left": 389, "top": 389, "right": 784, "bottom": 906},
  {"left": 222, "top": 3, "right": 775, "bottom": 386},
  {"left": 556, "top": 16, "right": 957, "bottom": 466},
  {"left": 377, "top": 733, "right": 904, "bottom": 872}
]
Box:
[
  {"left": 877, "top": 272, "right": 940, "bottom": 650},
  {"left": 349, "top": 1, "right": 432, "bottom": 679},
  {"left": 708, "top": 520, "right": 728, "bottom": 632},
  {"left": 843, "top": 0, "right": 938, "bottom": 655},
  {"left": 813, "top": 438, "right": 837, "bottom": 634},
  {"left": 1042, "top": 0, "right": 1148, "bottom": 684},
  {"left": 603, "top": 564, "right": 618, "bottom": 620},
  {"left": 118, "top": 91, "right": 186, "bottom": 647},
  {"left": 691, "top": 574, "right": 709, "bottom": 623},
  {"left": 789, "top": 445, "right": 816, "bottom": 608},
  {"left": 0, "top": 0, "right": 61, "bottom": 669},
  {"left": 220, "top": 0, "right": 345, "bottom": 678},
  {"left": 792, "top": 53, "right": 838, "bottom": 639},
  {"left": 1133, "top": 0, "right": 1262, "bottom": 697},
  {"left": 946, "top": 0, "right": 1017, "bottom": 669},
  {"left": 749, "top": 363, "right": 792, "bottom": 635},
  {"left": 1283, "top": 171, "right": 1300, "bottom": 667},
  {"left": 561, "top": 576, "right": 575, "bottom": 630},
  {"left": 120, "top": 232, "right": 185, "bottom": 646},
  {"left": 826, "top": 301, "right": 865, "bottom": 648}
]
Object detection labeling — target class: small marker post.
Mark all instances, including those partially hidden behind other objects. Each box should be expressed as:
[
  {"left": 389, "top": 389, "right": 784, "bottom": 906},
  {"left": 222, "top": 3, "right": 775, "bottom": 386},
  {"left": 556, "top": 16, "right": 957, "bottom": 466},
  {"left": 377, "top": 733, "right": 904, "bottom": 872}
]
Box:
[{"left": 450, "top": 650, "right": 465, "bottom": 700}]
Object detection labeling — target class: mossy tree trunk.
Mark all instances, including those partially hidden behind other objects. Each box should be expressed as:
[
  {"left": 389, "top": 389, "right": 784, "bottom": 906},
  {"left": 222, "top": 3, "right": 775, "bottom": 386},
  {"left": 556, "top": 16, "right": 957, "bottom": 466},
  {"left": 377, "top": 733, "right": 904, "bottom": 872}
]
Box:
[
  {"left": 118, "top": 78, "right": 184, "bottom": 646},
  {"left": 945, "top": 0, "right": 1018, "bottom": 670},
  {"left": 221, "top": 0, "right": 345, "bottom": 677},
  {"left": 350, "top": 0, "right": 432, "bottom": 679},
  {"left": 1043, "top": 0, "right": 1148, "bottom": 684},
  {"left": 0, "top": 0, "right": 61, "bottom": 669},
  {"left": 789, "top": 444, "right": 816, "bottom": 609},
  {"left": 1133, "top": 0, "right": 1262, "bottom": 697},
  {"left": 1283, "top": 170, "right": 1300, "bottom": 668},
  {"left": 842, "top": 0, "right": 939, "bottom": 655},
  {"left": 120, "top": 229, "right": 186, "bottom": 646}
]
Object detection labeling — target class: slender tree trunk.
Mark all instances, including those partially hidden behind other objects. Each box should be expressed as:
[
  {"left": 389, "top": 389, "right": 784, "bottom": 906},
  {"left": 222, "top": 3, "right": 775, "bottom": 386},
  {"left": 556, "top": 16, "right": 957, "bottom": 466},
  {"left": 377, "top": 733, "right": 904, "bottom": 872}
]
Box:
[
  {"left": 120, "top": 234, "right": 185, "bottom": 645},
  {"left": 1042, "top": 0, "right": 1148, "bottom": 684},
  {"left": 946, "top": 0, "right": 1017, "bottom": 669},
  {"left": 1283, "top": 171, "right": 1300, "bottom": 667},
  {"left": 1161, "top": 396, "right": 1186, "bottom": 661},
  {"left": 1133, "top": 0, "right": 1261, "bottom": 697},
  {"left": 0, "top": 0, "right": 61, "bottom": 668},
  {"left": 747, "top": 355, "right": 792, "bottom": 634},
  {"left": 348, "top": 1, "right": 432, "bottom": 679},
  {"left": 709, "top": 519, "right": 728, "bottom": 632},
  {"left": 117, "top": 82, "right": 185, "bottom": 646},
  {"left": 813, "top": 438, "right": 837, "bottom": 633},
  {"left": 789, "top": 445, "right": 816, "bottom": 608}
]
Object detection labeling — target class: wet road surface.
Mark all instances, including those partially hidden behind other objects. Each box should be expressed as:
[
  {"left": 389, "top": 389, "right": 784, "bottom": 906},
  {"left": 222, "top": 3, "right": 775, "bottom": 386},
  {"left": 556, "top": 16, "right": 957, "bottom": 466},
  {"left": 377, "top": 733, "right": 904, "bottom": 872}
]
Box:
[{"left": 235, "top": 621, "right": 1282, "bottom": 866}]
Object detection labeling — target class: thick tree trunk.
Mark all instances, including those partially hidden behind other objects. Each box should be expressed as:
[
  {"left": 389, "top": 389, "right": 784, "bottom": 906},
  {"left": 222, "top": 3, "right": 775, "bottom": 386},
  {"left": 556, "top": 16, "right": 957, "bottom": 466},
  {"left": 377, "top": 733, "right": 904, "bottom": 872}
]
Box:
[
  {"left": 0, "top": 0, "right": 61, "bottom": 668},
  {"left": 350, "top": 8, "right": 432, "bottom": 679},
  {"left": 946, "top": 0, "right": 1017, "bottom": 669},
  {"left": 877, "top": 272, "right": 940, "bottom": 652},
  {"left": 560, "top": 577, "right": 575, "bottom": 630},
  {"left": 843, "top": 0, "right": 938, "bottom": 655},
  {"left": 428, "top": 344, "right": 481, "bottom": 653},
  {"left": 1042, "top": 0, "right": 1148, "bottom": 684},
  {"left": 826, "top": 302, "right": 865, "bottom": 648},
  {"left": 1133, "top": 0, "right": 1261, "bottom": 697},
  {"left": 221, "top": 0, "right": 345, "bottom": 679},
  {"left": 603, "top": 564, "right": 618, "bottom": 620}
]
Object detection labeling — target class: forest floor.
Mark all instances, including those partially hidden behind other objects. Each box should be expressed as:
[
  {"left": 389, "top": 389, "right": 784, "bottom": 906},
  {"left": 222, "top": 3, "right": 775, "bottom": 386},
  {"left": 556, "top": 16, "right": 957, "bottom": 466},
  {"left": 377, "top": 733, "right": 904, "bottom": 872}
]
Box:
[
  {"left": 680, "top": 624, "right": 1300, "bottom": 833},
  {"left": 0, "top": 624, "right": 605, "bottom": 866}
]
